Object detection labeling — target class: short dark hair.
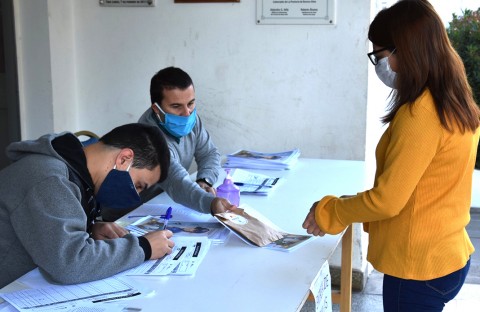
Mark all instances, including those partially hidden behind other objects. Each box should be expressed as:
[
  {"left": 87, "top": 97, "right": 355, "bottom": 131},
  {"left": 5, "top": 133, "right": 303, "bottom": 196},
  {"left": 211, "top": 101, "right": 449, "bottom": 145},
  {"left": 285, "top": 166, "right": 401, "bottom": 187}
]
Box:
[
  {"left": 99, "top": 123, "right": 170, "bottom": 183},
  {"left": 150, "top": 66, "right": 194, "bottom": 105}
]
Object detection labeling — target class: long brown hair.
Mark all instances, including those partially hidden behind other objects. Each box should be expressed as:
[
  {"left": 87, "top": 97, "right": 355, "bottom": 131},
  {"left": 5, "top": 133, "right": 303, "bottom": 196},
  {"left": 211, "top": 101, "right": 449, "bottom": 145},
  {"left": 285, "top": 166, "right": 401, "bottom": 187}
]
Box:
[{"left": 369, "top": 0, "right": 480, "bottom": 133}]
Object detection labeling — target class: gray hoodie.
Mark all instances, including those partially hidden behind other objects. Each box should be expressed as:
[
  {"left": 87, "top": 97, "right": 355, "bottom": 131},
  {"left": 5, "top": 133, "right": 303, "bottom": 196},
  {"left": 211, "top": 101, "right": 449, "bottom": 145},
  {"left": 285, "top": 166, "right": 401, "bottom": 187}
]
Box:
[{"left": 0, "top": 133, "right": 144, "bottom": 288}]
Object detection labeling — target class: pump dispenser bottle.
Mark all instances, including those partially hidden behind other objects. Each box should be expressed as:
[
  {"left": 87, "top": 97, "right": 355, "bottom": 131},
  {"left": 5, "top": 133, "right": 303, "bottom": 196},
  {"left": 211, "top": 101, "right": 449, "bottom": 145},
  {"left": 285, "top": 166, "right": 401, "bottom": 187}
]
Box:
[{"left": 216, "top": 169, "right": 240, "bottom": 206}]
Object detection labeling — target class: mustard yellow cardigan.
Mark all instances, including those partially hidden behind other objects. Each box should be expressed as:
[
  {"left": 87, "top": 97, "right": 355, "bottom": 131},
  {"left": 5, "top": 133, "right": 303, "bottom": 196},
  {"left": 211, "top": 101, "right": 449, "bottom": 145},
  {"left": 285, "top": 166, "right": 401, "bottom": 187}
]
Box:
[{"left": 315, "top": 90, "right": 479, "bottom": 280}]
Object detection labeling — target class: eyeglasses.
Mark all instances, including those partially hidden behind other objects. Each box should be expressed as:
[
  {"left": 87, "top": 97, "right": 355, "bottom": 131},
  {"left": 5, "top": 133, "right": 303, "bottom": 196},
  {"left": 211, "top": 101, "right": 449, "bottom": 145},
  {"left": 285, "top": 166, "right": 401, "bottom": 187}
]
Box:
[{"left": 367, "top": 47, "right": 395, "bottom": 65}]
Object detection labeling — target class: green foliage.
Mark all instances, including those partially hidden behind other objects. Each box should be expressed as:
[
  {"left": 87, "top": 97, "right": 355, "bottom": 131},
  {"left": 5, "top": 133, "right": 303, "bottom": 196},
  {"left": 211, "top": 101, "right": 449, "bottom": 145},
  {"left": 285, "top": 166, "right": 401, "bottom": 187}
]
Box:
[
  {"left": 446, "top": 8, "right": 480, "bottom": 169},
  {"left": 447, "top": 8, "right": 480, "bottom": 104}
]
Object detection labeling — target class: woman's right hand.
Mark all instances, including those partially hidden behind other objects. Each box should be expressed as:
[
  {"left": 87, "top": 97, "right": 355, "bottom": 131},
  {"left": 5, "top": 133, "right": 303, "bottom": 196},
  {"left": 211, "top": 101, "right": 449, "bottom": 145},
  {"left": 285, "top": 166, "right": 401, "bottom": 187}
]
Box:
[{"left": 144, "top": 230, "right": 175, "bottom": 259}]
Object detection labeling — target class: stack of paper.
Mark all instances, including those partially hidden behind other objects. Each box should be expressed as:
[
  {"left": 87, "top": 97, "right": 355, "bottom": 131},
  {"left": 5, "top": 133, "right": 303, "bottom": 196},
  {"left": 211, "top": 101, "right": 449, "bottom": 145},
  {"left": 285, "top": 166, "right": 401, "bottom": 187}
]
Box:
[
  {"left": 229, "top": 168, "right": 281, "bottom": 196},
  {"left": 223, "top": 148, "right": 300, "bottom": 170}
]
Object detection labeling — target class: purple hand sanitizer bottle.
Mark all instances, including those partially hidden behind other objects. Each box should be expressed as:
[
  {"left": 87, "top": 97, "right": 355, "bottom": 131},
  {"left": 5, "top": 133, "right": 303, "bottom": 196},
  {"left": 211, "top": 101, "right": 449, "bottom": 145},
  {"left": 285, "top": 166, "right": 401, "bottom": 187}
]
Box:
[{"left": 216, "top": 169, "right": 240, "bottom": 206}]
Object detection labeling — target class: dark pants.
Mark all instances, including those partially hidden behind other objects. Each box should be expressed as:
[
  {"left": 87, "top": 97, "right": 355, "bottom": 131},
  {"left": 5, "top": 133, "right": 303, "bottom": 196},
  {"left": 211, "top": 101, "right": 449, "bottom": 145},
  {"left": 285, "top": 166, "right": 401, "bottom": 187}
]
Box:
[{"left": 383, "top": 259, "right": 470, "bottom": 311}]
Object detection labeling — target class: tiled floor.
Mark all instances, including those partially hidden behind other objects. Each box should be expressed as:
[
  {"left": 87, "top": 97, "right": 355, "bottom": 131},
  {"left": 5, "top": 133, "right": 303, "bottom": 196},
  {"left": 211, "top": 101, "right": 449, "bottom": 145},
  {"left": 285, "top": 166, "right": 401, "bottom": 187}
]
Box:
[{"left": 330, "top": 209, "right": 480, "bottom": 312}]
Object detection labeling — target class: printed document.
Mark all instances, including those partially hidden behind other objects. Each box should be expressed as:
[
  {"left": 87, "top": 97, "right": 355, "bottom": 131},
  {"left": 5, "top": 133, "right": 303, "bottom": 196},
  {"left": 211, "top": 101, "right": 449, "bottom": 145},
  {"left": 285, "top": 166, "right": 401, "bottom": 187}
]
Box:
[
  {"left": 124, "top": 236, "right": 211, "bottom": 276},
  {"left": 117, "top": 203, "right": 231, "bottom": 244},
  {"left": 0, "top": 271, "right": 146, "bottom": 312},
  {"left": 229, "top": 168, "right": 282, "bottom": 196}
]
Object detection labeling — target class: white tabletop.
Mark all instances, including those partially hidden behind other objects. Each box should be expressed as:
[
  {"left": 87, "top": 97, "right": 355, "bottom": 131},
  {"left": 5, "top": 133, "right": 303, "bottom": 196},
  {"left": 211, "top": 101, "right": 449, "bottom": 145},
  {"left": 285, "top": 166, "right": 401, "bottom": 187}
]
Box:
[
  {"left": 128, "top": 158, "right": 366, "bottom": 312},
  {"left": 0, "top": 158, "right": 366, "bottom": 312}
]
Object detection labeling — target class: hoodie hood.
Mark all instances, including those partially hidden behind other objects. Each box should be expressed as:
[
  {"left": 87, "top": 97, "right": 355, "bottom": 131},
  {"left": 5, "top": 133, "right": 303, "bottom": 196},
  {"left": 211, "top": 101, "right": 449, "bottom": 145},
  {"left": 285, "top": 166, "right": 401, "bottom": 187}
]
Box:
[{"left": 6, "top": 132, "right": 70, "bottom": 163}]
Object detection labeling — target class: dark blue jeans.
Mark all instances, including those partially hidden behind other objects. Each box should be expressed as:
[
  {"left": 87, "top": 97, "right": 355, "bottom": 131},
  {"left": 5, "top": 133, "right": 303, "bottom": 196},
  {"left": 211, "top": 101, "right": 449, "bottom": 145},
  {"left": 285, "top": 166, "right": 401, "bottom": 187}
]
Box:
[{"left": 383, "top": 259, "right": 470, "bottom": 311}]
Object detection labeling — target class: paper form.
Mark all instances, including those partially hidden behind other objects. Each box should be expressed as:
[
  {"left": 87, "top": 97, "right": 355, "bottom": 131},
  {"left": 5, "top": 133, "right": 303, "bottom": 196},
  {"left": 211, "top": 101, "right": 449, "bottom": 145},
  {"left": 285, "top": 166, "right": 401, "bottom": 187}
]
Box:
[
  {"left": 130, "top": 203, "right": 215, "bottom": 221},
  {"left": 169, "top": 237, "right": 211, "bottom": 276},
  {"left": 0, "top": 275, "right": 142, "bottom": 312},
  {"left": 115, "top": 203, "right": 218, "bottom": 228},
  {"left": 230, "top": 168, "right": 281, "bottom": 187},
  {"left": 126, "top": 216, "right": 230, "bottom": 244},
  {"left": 125, "top": 237, "right": 211, "bottom": 276},
  {"left": 309, "top": 260, "right": 332, "bottom": 312}
]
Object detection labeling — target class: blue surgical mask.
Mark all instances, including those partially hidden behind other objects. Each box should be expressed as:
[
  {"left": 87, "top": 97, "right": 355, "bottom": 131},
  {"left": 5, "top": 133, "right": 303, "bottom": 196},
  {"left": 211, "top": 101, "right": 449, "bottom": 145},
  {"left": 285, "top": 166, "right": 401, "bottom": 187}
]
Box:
[
  {"left": 154, "top": 103, "right": 196, "bottom": 138},
  {"left": 96, "top": 162, "right": 142, "bottom": 209},
  {"left": 375, "top": 51, "right": 397, "bottom": 88}
]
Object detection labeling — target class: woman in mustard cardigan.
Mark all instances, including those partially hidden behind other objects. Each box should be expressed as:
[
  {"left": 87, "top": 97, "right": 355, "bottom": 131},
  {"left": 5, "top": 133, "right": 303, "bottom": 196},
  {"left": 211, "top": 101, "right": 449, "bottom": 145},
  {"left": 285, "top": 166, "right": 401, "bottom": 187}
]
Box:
[{"left": 303, "top": 0, "right": 480, "bottom": 311}]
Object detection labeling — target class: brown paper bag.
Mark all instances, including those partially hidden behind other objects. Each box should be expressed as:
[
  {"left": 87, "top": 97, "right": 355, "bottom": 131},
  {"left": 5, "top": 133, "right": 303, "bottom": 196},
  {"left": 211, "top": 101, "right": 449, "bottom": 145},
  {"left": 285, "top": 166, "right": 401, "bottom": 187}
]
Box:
[{"left": 215, "top": 209, "right": 284, "bottom": 247}]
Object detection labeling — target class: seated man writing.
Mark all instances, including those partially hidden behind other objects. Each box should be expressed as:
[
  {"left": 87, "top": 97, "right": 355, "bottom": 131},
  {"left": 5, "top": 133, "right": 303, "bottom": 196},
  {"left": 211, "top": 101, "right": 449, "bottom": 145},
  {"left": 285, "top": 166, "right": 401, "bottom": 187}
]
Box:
[{"left": 0, "top": 123, "right": 174, "bottom": 287}]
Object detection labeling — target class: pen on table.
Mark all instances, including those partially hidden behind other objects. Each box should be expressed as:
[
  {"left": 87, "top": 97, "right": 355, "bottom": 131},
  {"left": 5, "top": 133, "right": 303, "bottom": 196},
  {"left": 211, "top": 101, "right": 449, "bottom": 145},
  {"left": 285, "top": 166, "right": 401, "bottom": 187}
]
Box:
[
  {"left": 92, "top": 292, "right": 141, "bottom": 303},
  {"left": 162, "top": 206, "right": 173, "bottom": 230},
  {"left": 127, "top": 214, "right": 164, "bottom": 218}
]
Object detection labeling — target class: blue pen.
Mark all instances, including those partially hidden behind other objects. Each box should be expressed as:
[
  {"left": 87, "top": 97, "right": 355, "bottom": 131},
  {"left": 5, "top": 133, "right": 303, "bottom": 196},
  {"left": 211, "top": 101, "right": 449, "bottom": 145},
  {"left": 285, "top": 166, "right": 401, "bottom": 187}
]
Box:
[
  {"left": 162, "top": 207, "right": 173, "bottom": 230},
  {"left": 127, "top": 214, "right": 164, "bottom": 218}
]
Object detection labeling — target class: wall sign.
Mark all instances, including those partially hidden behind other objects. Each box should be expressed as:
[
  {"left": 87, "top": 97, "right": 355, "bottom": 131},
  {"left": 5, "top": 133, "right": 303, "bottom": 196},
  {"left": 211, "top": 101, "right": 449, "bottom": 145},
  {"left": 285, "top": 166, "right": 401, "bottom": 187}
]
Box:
[
  {"left": 175, "top": 0, "right": 240, "bottom": 2},
  {"left": 99, "top": 0, "right": 155, "bottom": 6},
  {"left": 256, "top": 0, "right": 336, "bottom": 25}
]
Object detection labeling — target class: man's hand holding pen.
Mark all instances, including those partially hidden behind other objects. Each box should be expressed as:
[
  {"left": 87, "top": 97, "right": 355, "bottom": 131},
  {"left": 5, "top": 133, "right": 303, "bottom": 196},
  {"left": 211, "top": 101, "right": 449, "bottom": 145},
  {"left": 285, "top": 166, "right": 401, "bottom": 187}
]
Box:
[
  {"left": 144, "top": 206, "right": 175, "bottom": 259},
  {"left": 144, "top": 229, "right": 175, "bottom": 259}
]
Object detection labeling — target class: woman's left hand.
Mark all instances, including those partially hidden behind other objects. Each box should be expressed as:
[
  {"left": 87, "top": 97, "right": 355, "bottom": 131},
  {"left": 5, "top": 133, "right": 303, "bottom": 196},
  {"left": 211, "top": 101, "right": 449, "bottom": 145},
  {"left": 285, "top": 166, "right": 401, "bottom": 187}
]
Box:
[{"left": 302, "top": 201, "right": 325, "bottom": 236}]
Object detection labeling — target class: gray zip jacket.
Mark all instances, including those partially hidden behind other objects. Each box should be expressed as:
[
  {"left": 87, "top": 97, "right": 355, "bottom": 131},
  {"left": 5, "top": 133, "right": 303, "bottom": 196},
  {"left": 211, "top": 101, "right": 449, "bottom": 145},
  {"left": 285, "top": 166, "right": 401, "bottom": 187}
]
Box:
[
  {"left": 0, "top": 133, "right": 144, "bottom": 288},
  {"left": 138, "top": 109, "right": 220, "bottom": 213}
]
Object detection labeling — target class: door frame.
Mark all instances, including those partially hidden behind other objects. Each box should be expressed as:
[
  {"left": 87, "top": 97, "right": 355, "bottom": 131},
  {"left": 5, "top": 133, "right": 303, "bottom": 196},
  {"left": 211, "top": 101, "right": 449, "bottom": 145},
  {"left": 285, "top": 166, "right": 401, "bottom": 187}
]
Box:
[{"left": 1, "top": 0, "right": 20, "bottom": 168}]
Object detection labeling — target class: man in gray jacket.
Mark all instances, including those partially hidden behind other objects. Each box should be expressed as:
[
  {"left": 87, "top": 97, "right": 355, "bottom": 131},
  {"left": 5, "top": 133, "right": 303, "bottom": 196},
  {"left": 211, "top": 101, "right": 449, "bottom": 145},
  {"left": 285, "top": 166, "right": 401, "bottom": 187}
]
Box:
[
  {"left": 140, "top": 66, "right": 221, "bottom": 196},
  {"left": 0, "top": 123, "right": 175, "bottom": 288},
  {"left": 103, "top": 67, "right": 232, "bottom": 221}
]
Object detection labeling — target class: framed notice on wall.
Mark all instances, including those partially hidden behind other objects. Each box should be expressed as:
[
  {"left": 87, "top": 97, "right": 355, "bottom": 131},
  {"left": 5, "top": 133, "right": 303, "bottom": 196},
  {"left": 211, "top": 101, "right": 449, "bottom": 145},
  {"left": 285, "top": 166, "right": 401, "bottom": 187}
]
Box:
[{"left": 256, "top": 0, "right": 336, "bottom": 25}]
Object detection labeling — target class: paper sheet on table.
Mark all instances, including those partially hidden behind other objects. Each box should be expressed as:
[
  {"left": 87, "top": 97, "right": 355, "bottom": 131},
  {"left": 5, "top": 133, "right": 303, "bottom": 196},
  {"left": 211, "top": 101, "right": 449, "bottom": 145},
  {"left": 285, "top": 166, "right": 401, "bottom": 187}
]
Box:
[
  {"left": 230, "top": 168, "right": 281, "bottom": 187},
  {"left": 124, "top": 236, "right": 211, "bottom": 276},
  {"left": 116, "top": 203, "right": 217, "bottom": 228},
  {"left": 309, "top": 260, "right": 332, "bottom": 312},
  {"left": 126, "top": 216, "right": 230, "bottom": 244},
  {"left": 0, "top": 302, "right": 16, "bottom": 312},
  {"left": 0, "top": 270, "right": 147, "bottom": 312}
]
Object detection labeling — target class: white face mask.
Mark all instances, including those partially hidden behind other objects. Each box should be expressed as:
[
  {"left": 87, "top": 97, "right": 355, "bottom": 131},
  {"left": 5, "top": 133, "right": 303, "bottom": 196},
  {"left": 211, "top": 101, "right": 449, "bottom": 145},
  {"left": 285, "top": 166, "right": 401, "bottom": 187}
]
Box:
[{"left": 375, "top": 55, "right": 397, "bottom": 88}]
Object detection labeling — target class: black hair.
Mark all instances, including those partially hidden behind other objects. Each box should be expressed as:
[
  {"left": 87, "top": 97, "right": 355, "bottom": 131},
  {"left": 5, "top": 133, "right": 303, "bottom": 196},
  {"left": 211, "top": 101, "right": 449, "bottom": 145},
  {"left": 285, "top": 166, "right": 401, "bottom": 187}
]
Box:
[
  {"left": 99, "top": 123, "right": 170, "bottom": 183},
  {"left": 150, "top": 66, "right": 194, "bottom": 105}
]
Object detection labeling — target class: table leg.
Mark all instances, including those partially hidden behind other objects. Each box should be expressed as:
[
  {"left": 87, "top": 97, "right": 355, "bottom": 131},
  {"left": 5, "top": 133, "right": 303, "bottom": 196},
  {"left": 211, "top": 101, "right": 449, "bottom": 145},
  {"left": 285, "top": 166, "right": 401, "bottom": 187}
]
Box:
[{"left": 331, "top": 224, "right": 353, "bottom": 312}]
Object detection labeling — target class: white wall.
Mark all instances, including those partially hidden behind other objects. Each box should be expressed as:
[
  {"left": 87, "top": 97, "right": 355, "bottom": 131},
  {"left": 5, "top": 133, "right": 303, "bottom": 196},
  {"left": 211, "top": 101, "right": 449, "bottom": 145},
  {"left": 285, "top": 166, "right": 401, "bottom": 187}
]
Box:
[
  {"left": 13, "top": 0, "right": 373, "bottom": 277},
  {"left": 15, "top": 0, "right": 371, "bottom": 161},
  {"left": 14, "top": 0, "right": 53, "bottom": 138}
]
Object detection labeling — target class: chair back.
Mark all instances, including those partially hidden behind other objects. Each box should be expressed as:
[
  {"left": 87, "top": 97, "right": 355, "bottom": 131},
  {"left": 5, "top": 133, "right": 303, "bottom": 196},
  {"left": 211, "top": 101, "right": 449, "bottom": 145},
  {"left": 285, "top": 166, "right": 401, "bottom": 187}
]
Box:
[{"left": 74, "top": 130, "right": 99, "bottom": 147}]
